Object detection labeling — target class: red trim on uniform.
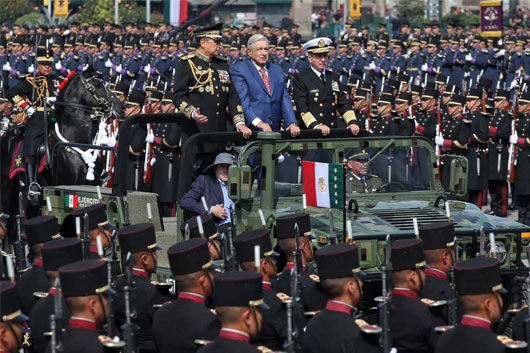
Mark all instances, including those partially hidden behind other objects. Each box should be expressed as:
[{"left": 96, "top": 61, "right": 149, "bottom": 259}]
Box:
[
  {"left": 392, "top": 288, "right": 418, "bottom": 299},
  {"left": 178, "top": 292, "right": 206, "bottom": 305},
  {"left": 477, "top": 191, "right": 483, "bottom": 209},
  {"left": 518, "top": 138, "right": 525, "bottom": 146},
  {"left": 502, "top": 184, "right": 508, "bottom": 217},
  {"left": 285, "top": 262, "right": 306, "bottom": 273},
  {"left": 33, "top": 259, "right": 43, "bottom": 267},
  {"left": 219, "top": 328, "right": 250, "bottom": 343},
  {"left": 9, "top": 140, "right": 25, "bottom": 180},
  {"left": 153, "top": 137, "right": 162, "bottom": 146},
  {"left": 489, "top": 126, "right": 497, "bottom": 135},
  {"left": 416, "top": 125, "right": 425, "bottom": 133},
  {"left": 325, "top": 300, "right": 354, "bottom": 315},
  {"left": 461, "top": 315, "right": 491, "bottom": 330},
  {"left": 132, "top": 268, "right": 149, "bottom": 278},
  {"left": 89, "top": 245, "right": 98, "bottom": 253},
  {"left": 48, "top": 287, "right": 63, "bottom": 297},
  {"left": 262, "top": 282, "right": 272, "bottom": 291},
  {"left": 425, "top": 268, "right": 448, "bottom": 280},
  {"left": 443, "top": 140, "right": 452, "bottom": 148},
  {"left": 68, "top": 317, "right": 97, "bottom": 331}
]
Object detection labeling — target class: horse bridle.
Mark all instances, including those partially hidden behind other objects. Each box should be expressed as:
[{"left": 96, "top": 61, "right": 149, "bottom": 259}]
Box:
[{"left": 54, "top": 73, "right": 117, "bottom": 120}]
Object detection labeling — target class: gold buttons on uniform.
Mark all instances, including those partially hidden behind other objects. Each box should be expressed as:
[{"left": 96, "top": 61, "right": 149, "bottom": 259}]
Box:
[
  {"left": 320, "top": 113, "right": 323, "bottom": 117},
  {"left": 320, "top": 103, "right": 323, "bottom": 107}
]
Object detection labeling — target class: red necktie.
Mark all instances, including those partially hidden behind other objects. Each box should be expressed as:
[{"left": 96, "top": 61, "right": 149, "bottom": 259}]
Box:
[{"left": 260, "top": 68, "right": 271, "bottom": 94}]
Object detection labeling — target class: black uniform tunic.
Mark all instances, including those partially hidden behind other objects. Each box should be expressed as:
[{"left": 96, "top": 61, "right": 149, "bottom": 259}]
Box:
[
  {"left": 487, "top": 109, "right": 511, "bottom": 216},
  {"left": 465, "top": 110, "right": 489, "bottom": 191},
  {"left": 16, "top": 261, "right": 50, "bottom": 315},
  {"left": 196, "top": 329, "right": 261, "bottom": 353},
  {"left": 152, "top": 292, "right": 221, "bottom": 353},
  {"left": 257, "top": 283, "right": 287, "bottom": 350},
  {"left": 45, "top": 317, "right": 104, "bottom": 353}
]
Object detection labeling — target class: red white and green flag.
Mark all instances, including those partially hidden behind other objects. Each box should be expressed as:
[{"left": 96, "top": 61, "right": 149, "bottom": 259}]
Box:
[
  {"left": 65, "top": 194, "right": 79, "bottom": 209},
  {"left": 302, "top": 161, "right": 344, "bottom": 209}
]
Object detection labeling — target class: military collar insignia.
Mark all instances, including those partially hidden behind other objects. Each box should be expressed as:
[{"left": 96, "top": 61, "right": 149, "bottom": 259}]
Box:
[{"left": 195, "top": 50, "right": 211, "bottom": 63}]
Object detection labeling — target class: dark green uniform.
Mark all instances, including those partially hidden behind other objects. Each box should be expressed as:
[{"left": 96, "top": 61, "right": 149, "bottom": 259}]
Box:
[{"left": 345, "top": 172, "right": 382, "bottom": 193}]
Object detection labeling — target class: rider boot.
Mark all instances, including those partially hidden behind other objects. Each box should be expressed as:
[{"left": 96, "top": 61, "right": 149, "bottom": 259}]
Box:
[{"left": 26, "top": 158, "right": 41, "bottom": 203}]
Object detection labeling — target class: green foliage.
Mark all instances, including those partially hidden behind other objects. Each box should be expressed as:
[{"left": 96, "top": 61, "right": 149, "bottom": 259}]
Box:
[
  {"left": 0, "top": 0, "right": 35, "bottom": 25},
  {"left": 395, "top": 0, "right": 426, "bottom": 24},
  {"left": 75, "top": 0, "right": 147, "bottom": 25},
  {"left": 441, "top": 12, "right": 480, "bottom": 28},
  {"left": 15, "top": 12, "right": 48, "bottom": 26}
]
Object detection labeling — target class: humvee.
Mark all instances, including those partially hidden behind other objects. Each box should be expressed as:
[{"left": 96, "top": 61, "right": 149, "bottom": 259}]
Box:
[{"left": 42, "top": 114, "right": 530, "bottom": 324}]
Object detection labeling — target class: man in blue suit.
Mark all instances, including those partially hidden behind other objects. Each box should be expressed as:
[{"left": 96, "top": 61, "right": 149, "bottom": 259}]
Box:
[
  {"left": 230, "top": 34, "right": 300, "bottom": 137},
  {"left": 180, "top": 153, "right": 236, "bottom": 228}
]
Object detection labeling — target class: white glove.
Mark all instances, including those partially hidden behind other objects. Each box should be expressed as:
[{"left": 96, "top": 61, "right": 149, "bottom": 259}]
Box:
[
  {"left": 509, "top": 134, "right": 519, "bottom": 144},
  {"left": 465, "top": 54, "right": 472, "bottom": 61},
  {"left": 55, "top": 62, "right": 62, "bottom": 70},
  {"left": 115, "top": 64, "right": 122, "bottom": 73},
  {"left": 45, "top": 97, "right": 57, "bottom": 104},
  {"left": 2, "top": 63, "right": 11, "bottom": 71},
  {"left": 369, "top": 62, "right": 376, "bottom": 70},
  {"left": 498, "top": 39, "right": 503, "bottom": 46},
  {"left": 146, "top": 131, "right": 155, "bottom": 143},
  {"left": 28, "top": 65, "right": 34, "bottom": 74},
  {"left": 143, "top": 64, "right": 151, "bottom": 73},
  {"left": 26, "top": 106, "right": 36, "bottom": 117},
  {"left": 83, "top": 65, "right": 89, "bottom": 71},
  {"left": 435, "top": 136, "right": 444, "bottom": 146},
  {"left": 499, "top": 49, "right": 506, "bottom": 56},
  {"left": 106, "top": 136, "right": 116, "bottom": 147},
  {"left": 421, "top": 63, "right": 428, "bottom": 72},
  {"left": 510, "top": 79, "right": 518, "bottom": 90},
  {"left": 150, "top": 157, "right": 156, "bottom": 166},
  {"left": 414, "top": 119, "right": 419, "bottom": 128},
  {"left": 105, "top": 60, "right": 112, "bottom": 68}
]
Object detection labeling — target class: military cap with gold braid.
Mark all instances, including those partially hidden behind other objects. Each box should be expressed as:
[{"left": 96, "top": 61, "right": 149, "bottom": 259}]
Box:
[
  {"left": 118, "top": 222, "right": 162, "bottom": 254},
  {"left": 303, "top": 37, "right": 332, "bottom": 54},
  {"left": 213, "top": 271, "right": 269, "bottom": 309},
  {"left": 348, "top": 150, "right": 370, "bottom": 162},
  {"left": 519, "top": 91, "right": 530, "bottom": 104},
  {"left": 196, "top": 23, "right": 223, "bottom": 40},
  {"left": 24, "top": 215, "right": 60, "bottom": 245},
  {"left": 36, "top": 46, "right": 54, "bottom": 63},
  {"left": 59, "top": 259, "right": 114, "bottom": 297},
  {"left": 1, "top": 281, "right": 29, "bottom": 322}
]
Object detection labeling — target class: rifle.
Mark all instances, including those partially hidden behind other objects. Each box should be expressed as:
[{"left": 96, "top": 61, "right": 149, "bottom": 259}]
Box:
[
  {"left": 379, "top": 234, "right": 392, "bottom": 353},
  {"left": 447, "top": 265, "right": 457, "bottom": 326},
  {"left": 525, "top": 246, "right": 530, "bottom": 350},
  {"left": 106, "top": 229, "right": 119, "bottom": 338},
  {"left": 122, "top": 252, "right": 137, "bottom": 353},
  {"left": 507, "top": 93, "right": 518, "bottom": 182},
  {"left": 14, "top": 192, "right": 26, "bottom": 274},
  {"left": 221, "top": 206, "right": 238, "bottom": 271},
  {"left": 283, "top": 223, "right": 305, "bottom": 353},
  {"left": 436, "top": 95, "right": 442, "bottom": 175},
  {"left": 143, "top": 95, "right": 154, "bottom": 183},
  {"left": 50, "top": 277, "right": 62, "bottom": 353},
  {"left": 82, "top": 213, "right": 90, "bottom": 260}
]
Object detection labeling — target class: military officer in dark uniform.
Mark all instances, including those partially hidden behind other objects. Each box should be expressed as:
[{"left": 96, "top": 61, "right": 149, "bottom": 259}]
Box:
[
  {"left": 0, "top": 281, "right": 29, "bottom": 353},
  {"left": 510, "top": 91, "right": 530, "bottom": 226},
  {"left": 196, "top": 271, "right": 269, "bottom": 353},
  {"left": 7, "top": 44, "right": 58, "bottom": 199},
  {"left": 147, "top": 90, "right": 181, "bottom": 217},
  {"left": 30, "top": 238, "right": 82, "bottom": 353},
  {"left": 435, "top": 94, "right": 472, "bottom": 191},
  {"left": 172, "top": 23, "right": 248, "bottom": 156},
  {"left": 45, "top": 259, "right": 114, "bottom": 353},
  {"left": 114, "top": 223, "right": 170, "bottom": 353},
  {"left": 463, "top": 87, "right": 489, "bottom": 207},
  {"left": 292, "top": 37, "right": 359, "bottom": 136},
  {"left": 414, "top": 88, "right": 439, "bottom": 140},
  {"left": 389, "top": 238, "right": 437, "bottom": 352},
  {"left": 233, "top": 229, "right": 286, "bottom": 351},
  {"left": 179, "top": 214, "right": 223, "bottom": 261},
  {"left": 272, "top": 213, "right": 327, "bottom": 313},
  {"left": 152, "top": 238, "right": 220, "bottom": 353},
  {"left": 351, "top": 82, "right": 372, "bottom": 132},
  {"left": 488, "top": 88, "right": 512, "bottom": 217},
  {"left": 71, "top": 203, "right": 115, "bottom": 259},
  {"left": 123, "top": 89, "right": 148, "bottom": 191},
  {"left": 345, "top": 150, "right": 382, "bottom": 194},
  {"left": 304, "top": 243, "right": 382, "bottom": 353},
  {"left": 16, "top": 215, "right": 59, "bottom": 316},
  {"left": 435, "top": 257, "right": 516, "bottom": 353}
]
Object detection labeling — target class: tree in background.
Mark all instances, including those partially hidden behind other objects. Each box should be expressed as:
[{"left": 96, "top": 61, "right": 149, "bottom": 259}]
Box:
[
  {"left": 441, "top": 12, "right": 480, "bottom": 28},
  {"left": 395, "top": 0, "right": 425, "bottom": 25},
  {"left": 0, "top": 0, "right": 35, "bottom": 24},
  {"left": 75, "top": 0, "right": 147, "bottom": 24}
]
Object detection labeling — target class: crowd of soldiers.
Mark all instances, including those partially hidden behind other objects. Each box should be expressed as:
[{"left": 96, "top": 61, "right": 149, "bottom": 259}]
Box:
[{"left": 2, "top": 17, "right": 530, "bottom": 353}]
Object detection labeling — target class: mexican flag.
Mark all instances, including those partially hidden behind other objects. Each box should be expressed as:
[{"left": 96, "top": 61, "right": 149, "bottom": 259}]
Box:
[
  {"left": 65, "top": 194, "right": 79, "bottom": 209},
  {"left": 302, "top": 161, "right": 344, "bottom": 209}
]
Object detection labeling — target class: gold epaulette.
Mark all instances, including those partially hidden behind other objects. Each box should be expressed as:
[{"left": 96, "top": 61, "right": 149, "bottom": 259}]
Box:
[
  {"left": 355, "top": 319, "right": 382, "bottom": 334},
  {"left": 309, "top": 274, "right": 320, "bottom": 282},
  {"left": 434, "top": 325, "right": 454, "bottom": 333},
  {"left": 99, "top": 335, "right": 126, "bottom": 349},
  {"left": 257, "top": 345, "right": 274, "bottom": 352},
  {"left": 215, "top": 55, "right": 227, "bottom": 61},
  {"left": 304, "top": 310, "right": 320, "bottom": 317},
  {"left": 497, "top": 335, "right": 528, "bottom": 349},
  {"left": 276, "top": 292, "right": 291, "bottom": 302},
  {"left": 420, "top": 298, "right": 447, "bottom": 307},
  {"left": 194, "top": 339, "right": 212, "bottom": 346},
  {"left": 33, "top": 291, "right": 49, "bottom": 299},
  {"left": 180, "top": 54, "right": 195, "bottom": 61}
]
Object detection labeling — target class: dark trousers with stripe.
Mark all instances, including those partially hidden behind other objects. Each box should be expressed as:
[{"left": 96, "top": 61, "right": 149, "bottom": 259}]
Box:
[{"left": 488, "top": 180, "right": 508, "bottom": 217}]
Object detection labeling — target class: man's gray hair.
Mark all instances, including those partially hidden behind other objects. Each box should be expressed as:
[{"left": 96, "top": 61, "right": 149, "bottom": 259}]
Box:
[{"left": 247, "top": 34, "right": 269, "bottom": 50}]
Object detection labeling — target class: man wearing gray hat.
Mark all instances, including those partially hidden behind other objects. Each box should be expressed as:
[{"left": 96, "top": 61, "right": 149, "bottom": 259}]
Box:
[
  {"left": 345, "top": 150, "right": 382, "bottom": 193},
  {"left": 180, "top": 153, "right": 236, "bottom": 229}
]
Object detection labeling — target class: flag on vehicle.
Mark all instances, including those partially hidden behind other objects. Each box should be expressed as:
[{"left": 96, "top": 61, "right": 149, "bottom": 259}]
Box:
[{"left": 302, "top": 161, "right": 344, "bottom": 209}]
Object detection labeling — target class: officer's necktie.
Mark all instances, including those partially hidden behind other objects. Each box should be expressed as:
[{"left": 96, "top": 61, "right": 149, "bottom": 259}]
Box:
[
  {"left": 260, "top": 67, "right": 271, "bottom": 94},
  {"left": 320, "top": 73, "right": 326, "bottom": 84}
]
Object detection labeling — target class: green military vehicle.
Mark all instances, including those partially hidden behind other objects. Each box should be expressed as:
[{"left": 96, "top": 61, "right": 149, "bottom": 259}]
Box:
[{"left": 42, "top": 114, "right": 530, "bottom": 325}]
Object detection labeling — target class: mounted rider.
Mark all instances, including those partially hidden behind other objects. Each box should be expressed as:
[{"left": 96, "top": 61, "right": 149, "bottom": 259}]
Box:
[{"left": 7, "top": 40, "right": 58, "bottom": 201}]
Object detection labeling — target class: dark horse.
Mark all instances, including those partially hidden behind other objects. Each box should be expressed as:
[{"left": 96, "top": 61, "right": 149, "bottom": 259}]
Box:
[{"left": 52, "top": 70, "right": 123, "bottom": 185}]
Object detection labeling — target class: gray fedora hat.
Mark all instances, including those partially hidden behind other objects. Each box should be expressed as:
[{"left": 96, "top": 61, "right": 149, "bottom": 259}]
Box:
[{"left": 204, "top": 153, "right": 235, "bottom": 174}]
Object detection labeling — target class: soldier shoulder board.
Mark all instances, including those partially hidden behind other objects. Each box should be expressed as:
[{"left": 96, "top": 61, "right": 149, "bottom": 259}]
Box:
[
  {"left": 420, "top": 298, "right": 447, "bottom": 307},
  {"left": 276, "top": 292, "right": 291, "bottom": 302},
  {"left": 355, "top": 319, "right": 382, "bottom": 334},
  {"left": 309, "top": 274, "right": 320, "bottom": 282},
  {"left": 257, "top": 346, "right": 274, "bottom": 352},
  {"left": 434, "top": 325, "right": 454, "bottom": 333},
  {"left": 367, "top": 174, "right": 380, "bottom": 179},
  {"left": 497, "top": 335, "right": 528, "bottom": 349},
  {"left": 33, "top": 291, "right": 49, "bottom": 299},
  {"left": 180, "top": 54, "right": 195, "bottom": 61},
  {"left": 99, "top": 335, "right": 126, "bottom": 349},
  {"left": 194, "top": 339, "right": 213, "bottom": 346},
  {"left": 210, "top": 308, "right": 217, "bottom": 315},
  {"left": 215, "top": 55, "right": 227, "bottom": 61}
]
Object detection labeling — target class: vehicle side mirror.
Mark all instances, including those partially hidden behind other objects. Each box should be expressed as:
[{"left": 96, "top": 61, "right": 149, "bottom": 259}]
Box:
[{"left": 228, "top": 165, "right": 252, "bottom": 201}]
